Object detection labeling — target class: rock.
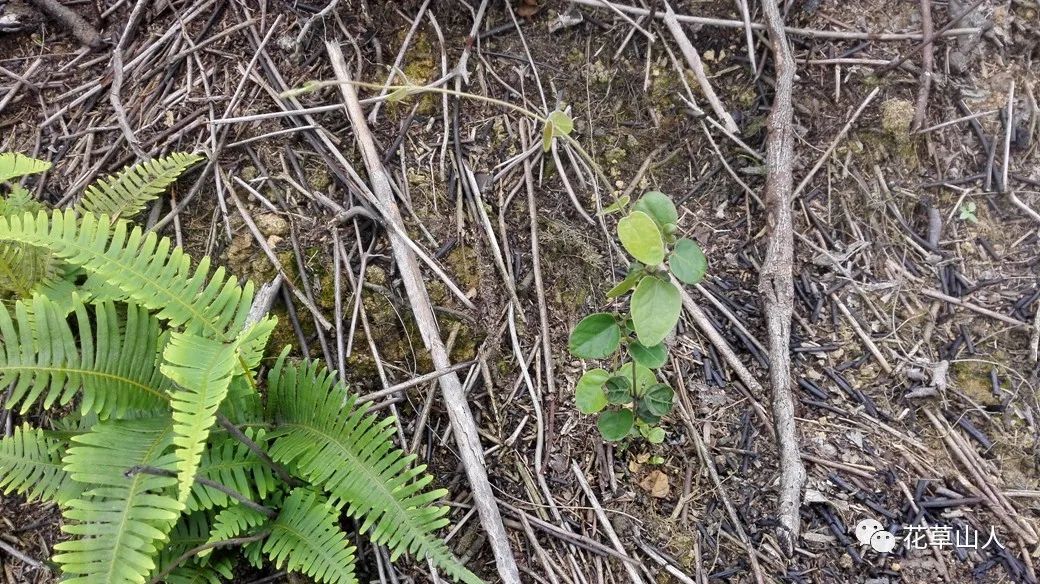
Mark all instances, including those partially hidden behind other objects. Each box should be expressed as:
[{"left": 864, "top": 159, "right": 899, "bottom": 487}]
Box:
[{"left": 255, "top": 214, "right": 289, "bottom": 237}]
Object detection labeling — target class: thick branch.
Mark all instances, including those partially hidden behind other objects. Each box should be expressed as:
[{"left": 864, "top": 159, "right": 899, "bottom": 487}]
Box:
[{"left": 757, "top": 0, "right": 806, "bottom": 556}]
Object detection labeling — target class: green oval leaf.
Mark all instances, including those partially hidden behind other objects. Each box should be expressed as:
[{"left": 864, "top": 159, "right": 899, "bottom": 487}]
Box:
[
  {"left": 633, "top": 191, "right": 678, "bottom": 228},
  {"left": 597, "top": 409, "right": 634, "bottom": 442},
  {"left": 629, "top": 341, "right": 668, "bottom": 369},
  {"left": 605, "top": 376, "right": 633, "bottom": 404},
  {"left": 669, "top": 239, "right": 707, "bottom": 285},
  {"left": 631, "top": 276, "right": 681, "bottom": 346},
  {"left": 644, "top": 383, "right": 675, "bottom": 416},
  {"left": 568, "top": 313, "right": 621, "bottom": 358},
  {"left": 575, "top": 369, "right": 609, "bottom": 414},
  {"left": 617, "top": 211, "right": 665, "bottom": 265},
  {"left": 541, "top": 121, "right": 554, "bottom": 152}
]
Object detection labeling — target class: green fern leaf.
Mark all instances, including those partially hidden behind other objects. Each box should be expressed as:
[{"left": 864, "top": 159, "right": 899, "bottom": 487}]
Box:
[
  {"left": 0, "top": 153, "right": 51, "bottom": 183},
  {"left": 203, "top": 502, "right": 270, "bottom": 561},
  {"left": 0, "top": 185, "right": 45, "bottom": 216},
  {"left": 0, "top": 185, "right": 58, "bottom": 297},
  {"left": 263, "top": 488, "right": 357, "bottom": 584},
  {"left": 161, "top": 332, "right": 240, "bottom": 504},
  {"left": 54, "top": 417, "right": 183, "bottom": 584},
  {"left": 78, "top": 153, "right": 203, "bottom": 220},
  {"left": 187, "top": 430, "right": 277, "bottom": 512},
  {"left": 0, "top": 210, "right": 255, "bottom": 340},
  {"left": 0, "top": 295, "right": 170, "bottom": 416},
  {"left": 266, "top": 355, "right": 482, "bottom": 584},
  {"left": 0, "top": 423, "right": 82, "bottom": 503}
]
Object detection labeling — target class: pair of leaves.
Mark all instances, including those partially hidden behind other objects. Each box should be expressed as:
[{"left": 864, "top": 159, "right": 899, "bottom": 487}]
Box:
[
  {"left": 566, "top": 285, "right": 678, "bottom": 359},
  {"left": 541, "top": 109, "right": 573, "bottom": 152}
]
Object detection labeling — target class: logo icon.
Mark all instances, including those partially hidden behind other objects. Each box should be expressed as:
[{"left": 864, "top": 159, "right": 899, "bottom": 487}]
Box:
[{"left": 855, "top": 518, "right": 896, "bottom": 553}]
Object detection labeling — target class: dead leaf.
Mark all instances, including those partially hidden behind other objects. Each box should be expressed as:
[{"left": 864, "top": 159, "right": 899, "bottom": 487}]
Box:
[{"left": 639, "top": 470, "right": 669, "bottom": 498}]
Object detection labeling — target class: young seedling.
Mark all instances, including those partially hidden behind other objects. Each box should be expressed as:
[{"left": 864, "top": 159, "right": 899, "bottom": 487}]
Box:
[{"left": 568, "top": 191, "right": 707, "bottom": 443}]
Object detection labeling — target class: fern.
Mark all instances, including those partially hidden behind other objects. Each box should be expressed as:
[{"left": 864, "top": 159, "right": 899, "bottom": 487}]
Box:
[
  {"left": 161, "top": 332, "right": 241, "bottom": 503},
  {"left": 0, "top": 152, "right": 51, "bottom": 183},
  {"left": 0, "top": 423, "right": 82, "bottom": 503},
  {"left": 0, "top": 153, "right": 483, "bottom": 584},
  {"left": 0, "top": 210, "right": 255, "bottom": 339},
  {"left": 188, "top": 431, "right": 277, "bottom": 512},
  {"left": 263, "top": 488, "right": 357, "bottom": 584},
  {"left": 55, "top": 417, "right": 184, "bottom": 584},
  {"left": 0, "top": 295, "right": 170, "bottom": 416},
  {"left": 205, "top": 503, "right": 270, "bottom": 554},
  {"left": 0, "top": 187, "right": 57, "bottom": 297},
  {"left": 78, "top": 153, "right": 203, "bottom": 220},
  {"left": 266, "top": 354, "right": 480, "bottom": 584}
]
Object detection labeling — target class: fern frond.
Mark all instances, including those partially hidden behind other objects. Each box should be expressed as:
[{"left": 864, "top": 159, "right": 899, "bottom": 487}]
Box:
[
  {"left": 266, "top": 355, "right": 482, "bottom": 584},
  {"left": 0, "top": 186, "right": 44, "bottom": 216},
  {"left": 0, "top": 153, "right": 51, "bottom": 183},
  {"left": 161, "top": 332, "right": 240, "bottom": 504},
  {"left": 0, "top": 423, "right": 81, "bottom": 503},
  {"left": 0, "top": 295, "right": 170, "bottom": 416},
  {"left": 220, "top": 316, "right": 277, "bottom": 424},
  {"left": 0, "top": 185, "right": 58, "bottom": 297},
  {"left": 78, "top": 153, "right": 203, "bottom": 220},
  {"left": 54, "top": 417, "right": 183, "bottom": 584},
  {"left": 0, "top": 210, "right": 255, "bottom": 339},
  {"left": 205, "top": 503, "right": 269, "bottom": 555},
  {"left": 187, "top": 430, "right": 277, "bottom": 512},
  {"left": 263, "top": 488, "right": 357, "bottom": 584}
]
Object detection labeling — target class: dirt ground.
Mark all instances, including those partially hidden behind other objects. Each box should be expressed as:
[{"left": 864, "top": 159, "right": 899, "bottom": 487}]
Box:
[{"left": 2, "top": 0, "right": 1040, "bottom": 582}]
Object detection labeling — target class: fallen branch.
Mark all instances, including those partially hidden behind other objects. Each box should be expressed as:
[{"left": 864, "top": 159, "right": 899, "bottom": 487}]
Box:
[
  {"left": 757, "top": 0, "right": 805, "bottom": 556},
  {"left": 325, "top": 41, "right": 521, "bottom": 584}
]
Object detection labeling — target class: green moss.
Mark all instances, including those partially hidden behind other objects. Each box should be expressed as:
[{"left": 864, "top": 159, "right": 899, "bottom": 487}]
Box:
[{"left": 951, "top": 360, "right": 1000, "bottom": 406}]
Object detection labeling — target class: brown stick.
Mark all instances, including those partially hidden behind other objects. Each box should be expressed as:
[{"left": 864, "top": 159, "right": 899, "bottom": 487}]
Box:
[
  {"left": 26, "top": 0, "right": 103, "bottom": 49},
  {"left": 325, "top": 41, "right": 521, "bottom": 584},
  {"left": 912, "top": 0, "right": 935, "bottom": 130},
  {"left": 757, "top": 0, "right": 805, "bottom": 557}
]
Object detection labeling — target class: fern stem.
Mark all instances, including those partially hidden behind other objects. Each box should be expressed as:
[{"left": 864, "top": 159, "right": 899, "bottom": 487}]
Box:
[
  {"left": 215, "top": 412, "right": 302, "bottom": 487},
  {"left": 148, "top": 531, "right": 271, "bottom": 584},
  {"left": 126, "top": 464, "right": 276, "bottom": 519}
]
